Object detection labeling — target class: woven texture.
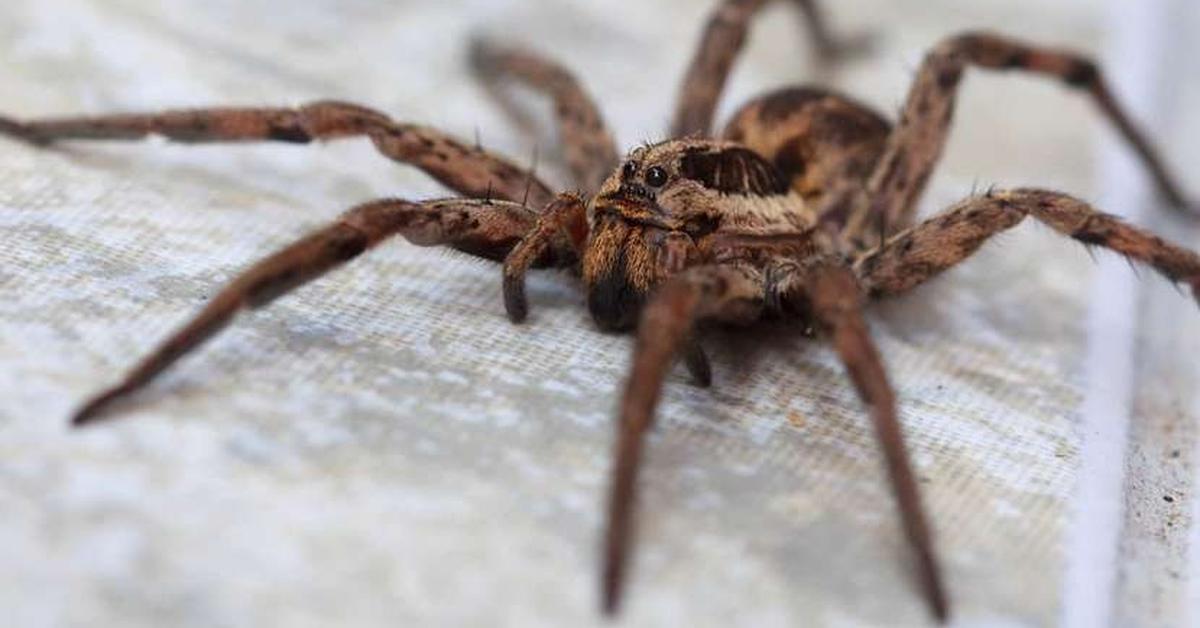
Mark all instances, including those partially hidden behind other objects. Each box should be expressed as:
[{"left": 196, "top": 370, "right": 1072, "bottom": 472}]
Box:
[{"left": 2, "top": 1, "right": 1198, "bottom": 626}]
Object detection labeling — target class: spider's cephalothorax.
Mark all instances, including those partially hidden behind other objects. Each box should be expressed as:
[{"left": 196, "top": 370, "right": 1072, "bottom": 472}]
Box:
[
  {"left": 4, "top": 0, "right": 1200, "bottom": 622},
  {"left": 582, "top": 139, "right": 812, "bottom": 330}
]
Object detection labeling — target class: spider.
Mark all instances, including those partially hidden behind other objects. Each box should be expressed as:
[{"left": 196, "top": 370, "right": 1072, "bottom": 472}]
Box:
[{"left": 3, "top": 0, "right": 1199, "bottom": 621}]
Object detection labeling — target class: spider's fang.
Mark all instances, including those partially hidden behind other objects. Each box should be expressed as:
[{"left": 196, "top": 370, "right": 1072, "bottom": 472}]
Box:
[{"left": 503, "top": 273, "right": 529, "bottom": 323}]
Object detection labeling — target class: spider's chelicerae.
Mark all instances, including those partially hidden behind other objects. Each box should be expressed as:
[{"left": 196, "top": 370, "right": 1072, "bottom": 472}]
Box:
[{"left": 4, "top": 0, "right": 1199, "bottom": 621}]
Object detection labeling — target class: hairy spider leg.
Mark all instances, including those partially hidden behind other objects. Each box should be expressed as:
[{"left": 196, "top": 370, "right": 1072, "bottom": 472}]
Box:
[
  {"left": 0, "top": 101, "right": 555, "bottom": 207},
  {"left": 472, "top": 39, "right": 619, "bottom": 193},
  {"left": 70, "top": 197, "right": 577, "bottom": 426}
]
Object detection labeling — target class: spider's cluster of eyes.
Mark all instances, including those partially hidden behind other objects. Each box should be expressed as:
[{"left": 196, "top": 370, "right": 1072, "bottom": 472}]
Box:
[{"left": 621, "top": 161, "right": 670, "bottom": 193}]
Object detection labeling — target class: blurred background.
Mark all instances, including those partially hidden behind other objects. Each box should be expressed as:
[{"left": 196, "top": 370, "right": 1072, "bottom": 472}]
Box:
[{"left": 1, "top": 1, "right": 1198, "bottom": 626}]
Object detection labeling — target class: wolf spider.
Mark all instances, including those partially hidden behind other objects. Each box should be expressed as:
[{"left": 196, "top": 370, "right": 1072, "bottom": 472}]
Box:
[{"left": 4, "top": 0, "right": 1199, "bottom": 621}]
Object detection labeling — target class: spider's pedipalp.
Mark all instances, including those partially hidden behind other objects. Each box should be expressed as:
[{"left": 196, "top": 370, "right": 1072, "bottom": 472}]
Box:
[
  {"left": 502, "top": 192, "right": 589, "bottom": 323},
  {"left": 603, "top": 264, "right": 765, "bottom": 615},
  {"left": 471, "top": 38, "right": 619, "bottom": 193},
  {"left": 72, "top": 197, "right": 543, "bottom": 426},
  {"left": 0, "top": 102, "right": 555, "bottom": 207},
  {"left": 671, "top": 0, "right": 867, "bottom": 139},
  {"left": 682, "top": 338, "right": 713, "bottom": 388},
  {"left": 857, "top": 31, "right": 1196, "bottom": 243},
  {"left": 854, "top": 188, "right": 1200, "bottom": 302},
  {"left": 802, "top": 264, "right": 947, "bottom": 621}
]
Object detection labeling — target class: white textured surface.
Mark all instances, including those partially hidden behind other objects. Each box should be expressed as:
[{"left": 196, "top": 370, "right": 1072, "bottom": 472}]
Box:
[
  {"left": 0, "top": 1, "right": 1197, "bottom": 627},
  {"left": 1061, "top": 2, "right": 1165, "bottom": 626}
]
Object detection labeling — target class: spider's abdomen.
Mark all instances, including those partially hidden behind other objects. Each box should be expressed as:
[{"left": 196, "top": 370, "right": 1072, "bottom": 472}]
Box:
[{"left": 722, "top": 87, "right": 891, "bottom": 207}]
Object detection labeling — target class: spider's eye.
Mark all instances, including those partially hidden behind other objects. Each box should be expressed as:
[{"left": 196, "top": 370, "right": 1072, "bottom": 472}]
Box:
[
  {"left": 645, "top": 165, "right": 668, "bottom": 188},
  {"left": 622, "top": 161, "right": 638, "bottom": 179}
]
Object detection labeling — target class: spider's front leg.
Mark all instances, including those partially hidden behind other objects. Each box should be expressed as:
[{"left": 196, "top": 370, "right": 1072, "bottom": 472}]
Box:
[
  {"left": 0, "top": 102, "right": 555, "bottom": 207},
  {"left": 602, "top": 263, "right": 766, "bottom": 615},
  {"left": 71, "top": 196, "right": 566, "bottom": 426},
  {"left": 603, "top": 260, "right": 947, "bottom": 620},
  {"left": 854, "top": 188, "right": 1200, "bottom": 302},
  {"left": 671, "top": 0, "right": 871, "bottom": 138},
  {"left": 470, "top": 40, "right": 619, "bottom": 193},
  {"left": 849, "top": 31, "right": 1196, "bottom": 244}
]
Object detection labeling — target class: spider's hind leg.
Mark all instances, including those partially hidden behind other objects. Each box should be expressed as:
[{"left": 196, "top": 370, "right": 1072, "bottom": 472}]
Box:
[
  {"left": 671, "top": 0, "right": 871, "bottom": 138},
  {"left": 71, "top": 196, "right": 563, "bottom": 426},
  {"left": 0, "top": 102, "right": 556, "bottom": 207},
  {"left": 470, "top": 39, "right": 619, "bottom": 193},
  {"left": 860, "top": 31, "right": 1197, "bottom": 239}
]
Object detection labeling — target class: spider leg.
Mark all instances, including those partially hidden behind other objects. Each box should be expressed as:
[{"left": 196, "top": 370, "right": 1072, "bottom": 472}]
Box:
[
  {"left": 802, "top": 264, "right": 947, "bottom": 621},
  {"left": 854, "top": 188, "right": 1200, "bottom": 302},
  {"left": 470, "top": 39, "right": 619, "bottom": 193},
  {"left": 502, "top": 193, "right": 589, "bottom": 322},
  {"left": 602, "top": 264, "right": 765, "bottom": 614},
  {"left": 0, "top": 102, "right": 554, "bottom": 206},
  {"left": 671, "top": 0, "right": 869, "bottom": 138},
  {"left": 852, "top": 31, "right": 1195, "bottom": 243},
  {"left": 71, "top": 197, "right": 549, "bottom": 426}
]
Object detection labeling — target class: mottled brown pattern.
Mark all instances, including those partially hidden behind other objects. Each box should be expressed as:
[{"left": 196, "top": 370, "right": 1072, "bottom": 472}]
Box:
[
  {"left": 722, "top": 86, "right": 890, "bottom": 209},
  {"left": 3, "top": 3, "right": 1198, "bottom": 624}
]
